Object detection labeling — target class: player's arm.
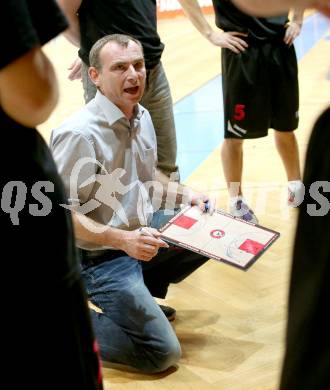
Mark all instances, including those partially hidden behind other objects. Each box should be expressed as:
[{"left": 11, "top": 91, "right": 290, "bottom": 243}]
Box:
[
  {"left": 154, "top": 169, "right": 213, "bottom": 213},
  {"left": 284, "top": 7, "right": 304, "bottom": 45},
  {"left": 72, "top": 211, "right": 168, "bottom": 261},
  {"left": 178, "top": 0, "right": 248, "bottom": 53},
  {"left": 57, "top": 0, "right": 83, "bottom": 80},
  {"left": 0, "top": 46, "right": 59, "bottom": 127},
  {"left": 291, "top": 7, "right": 304, "bottom": 25},
  {"left": 177, "top": 0, "right": 216, "bottom": 41},
  {"left": 57, "top": 0, "right": 82, "bottom": 47}
]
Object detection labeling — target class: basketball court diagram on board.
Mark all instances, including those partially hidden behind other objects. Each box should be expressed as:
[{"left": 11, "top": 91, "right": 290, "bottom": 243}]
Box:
[{"left": 160, "top": 206, "right": 280, "bottom": 270}]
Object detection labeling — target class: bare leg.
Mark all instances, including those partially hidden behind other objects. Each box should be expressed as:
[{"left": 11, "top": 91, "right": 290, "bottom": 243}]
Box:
[
  {"left": 221, "top": 138, "right": 258, "bottom": 222},
  {"left": 221, "top": 138, "right": 244, "bottom": 197},
  {"left": 274, "top": 130, "right": 301, "bottom": 181},
  {"left": 274, "top": 130, "right": 304, "bottom": 206}
]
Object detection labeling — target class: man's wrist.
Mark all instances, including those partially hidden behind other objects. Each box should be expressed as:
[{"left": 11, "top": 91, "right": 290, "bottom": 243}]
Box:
[
  {"left": 293, "top": 20, "right": 302, "bottom": 27},
  {"left": 205, "top": 30, "right": 213, "bottom": 40},
  {"left": 103, "top": 227, "right": 125, "bottom": 251}
]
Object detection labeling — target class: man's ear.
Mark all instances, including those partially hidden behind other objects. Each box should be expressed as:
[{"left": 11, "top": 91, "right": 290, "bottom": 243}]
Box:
[{"left": 88, "top": 67, "right": 100, "bottom": 86}]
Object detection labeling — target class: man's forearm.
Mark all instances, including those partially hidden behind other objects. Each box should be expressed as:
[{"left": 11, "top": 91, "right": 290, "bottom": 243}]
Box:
[
  {"left": 63, "top": 20, "right": 81, "bottom": 47},
  {"left": 178, "top": 0, "right": 215, "bottom": 40},
  {"left": 154, "top": 169, "right": 196, "bottom": 208},
  {"left": 72, "top": 211, "right": 168, "bottom": 261},
  {"left": 72, "top": 211, "right": 125, "bottom": 249},
  {"left": 291, "top": 7, "right": 304, "bottom": 26},
  {"left": 57, "top": 0, "right": 82, "bottom": 47},
  {"left": 0, "top": 47, "right": 59, "bottom": 127}
]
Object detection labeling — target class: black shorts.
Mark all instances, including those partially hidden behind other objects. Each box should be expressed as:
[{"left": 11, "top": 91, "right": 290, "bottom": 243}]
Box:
[{"left": 221, "top": 39, "right": 299, "bottom": 139}]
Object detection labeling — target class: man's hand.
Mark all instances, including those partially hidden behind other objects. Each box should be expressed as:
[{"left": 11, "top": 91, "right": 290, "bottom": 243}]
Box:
[
  {"left": 119, "top": 228, "right": 169, "bottom": 262},
  {"left": 191, "top": 192, "right": 216, "bottom": 215},
  {"left": 208, "top": 31, "right": 248, "bottom": 53},
  {"left": 68, "top": 57, "right": 82, "bottom": 80},
  {"left": 284, "top": 21, "right": 302, "bottom": 46}
]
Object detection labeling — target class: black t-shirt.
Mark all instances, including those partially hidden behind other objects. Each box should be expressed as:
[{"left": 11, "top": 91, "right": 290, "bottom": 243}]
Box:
[
  {"left": 0, "top": 1, "right": 103, "bottom": 388},
  {"left": 280, "top": 107, "right": 330, "bottom": 389},
  {"left": 212, "top": 0, "right": 288, "bottom": 41},
  {"left": 0, "top": 0, "right": 80, "bottom": 289},
  {"left": 78, "top": 0, "right": 164, "bottom": 69}
]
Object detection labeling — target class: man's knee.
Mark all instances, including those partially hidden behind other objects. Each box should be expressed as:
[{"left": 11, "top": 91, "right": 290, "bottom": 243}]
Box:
[
  {"left": 223, "top": 138, "right": 244, "bottom": 149},
  {"left": 141, "top": 337, "right": 182, "bottom": 373}
]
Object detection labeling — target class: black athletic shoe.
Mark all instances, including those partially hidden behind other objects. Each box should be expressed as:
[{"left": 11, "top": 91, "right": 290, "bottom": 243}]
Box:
[{"left": 159, "top": 304, "right": 176, "bottom": 321}]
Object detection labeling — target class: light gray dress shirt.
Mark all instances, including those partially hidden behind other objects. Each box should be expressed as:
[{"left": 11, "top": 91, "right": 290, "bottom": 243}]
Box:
[{"left": 50, "top": 90, "right": 158, "bottom": 250}]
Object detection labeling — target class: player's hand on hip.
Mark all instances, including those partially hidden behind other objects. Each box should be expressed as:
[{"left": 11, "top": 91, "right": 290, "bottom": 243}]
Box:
[
  {"left": 68, "top": 57, "right": 82, "bottom": 81},
  {"left": 209, "top": 31, "right": 248, "bottom": 54},
  {"left": 284, "top": 22, "right": 301, "bottom": 46},
  {"left": 120, "top": 228, "right": 169, "bottom": 262}
]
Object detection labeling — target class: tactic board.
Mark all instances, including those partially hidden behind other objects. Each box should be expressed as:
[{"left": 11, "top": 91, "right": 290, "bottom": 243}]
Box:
[{"left": 160, "top": 206, "right": 280, "bottom": 270}]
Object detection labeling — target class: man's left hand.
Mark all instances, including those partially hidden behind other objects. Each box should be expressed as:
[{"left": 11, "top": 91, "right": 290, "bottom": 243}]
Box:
[{"left": 191, "top": 193, "right": 216, "bottom": 215}]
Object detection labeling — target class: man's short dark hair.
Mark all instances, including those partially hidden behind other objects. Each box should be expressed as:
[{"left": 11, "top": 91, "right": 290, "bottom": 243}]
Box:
[{"left": 89, "top": 34, "right": 144, "bottom": 70}]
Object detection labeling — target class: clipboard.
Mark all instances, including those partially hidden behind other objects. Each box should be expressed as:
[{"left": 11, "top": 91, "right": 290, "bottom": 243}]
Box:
[{"left": 159, "top": 205, "right": 280, "bottom": 270}]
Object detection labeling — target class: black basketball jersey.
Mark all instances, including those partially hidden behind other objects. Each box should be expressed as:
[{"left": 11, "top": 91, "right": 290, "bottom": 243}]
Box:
[
  {"left": 78, "top": 0, "right": 164, "bottom": 69},
  {"left": 212, "top": 0, "right": 288, "bottom": 40}
]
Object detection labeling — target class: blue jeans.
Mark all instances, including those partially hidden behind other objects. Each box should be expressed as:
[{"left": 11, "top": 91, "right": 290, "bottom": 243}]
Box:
[
  {"left": 80, "top": 211, "right": 208, "bottom": 372},
  {"left": 82, "top": 62, "right": 178, "bottom": 177}
]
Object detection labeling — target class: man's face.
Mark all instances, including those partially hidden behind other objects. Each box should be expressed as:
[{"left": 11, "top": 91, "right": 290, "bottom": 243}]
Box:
[
  {"left": 232, "top": 0, "right": 330, "bottom": 17},
  {"left": 90, "top": 41, "right": 146, "bottom": 118}
]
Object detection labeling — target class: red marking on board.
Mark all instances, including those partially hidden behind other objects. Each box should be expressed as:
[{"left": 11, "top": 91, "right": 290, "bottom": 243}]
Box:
[
  {"left": 239, "top": 239, "right": 264, "bottom": 255},
  {"left": 173, "top": 215, "right": 197, "bottom": 229},
  {"left": 210, "top": 229, "right": 225, "bottom": 239}
]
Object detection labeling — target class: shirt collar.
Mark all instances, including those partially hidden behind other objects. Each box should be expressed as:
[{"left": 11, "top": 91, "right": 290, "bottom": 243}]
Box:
[{"left": 94, "top": 90, "right": 144, "bottom": 126}]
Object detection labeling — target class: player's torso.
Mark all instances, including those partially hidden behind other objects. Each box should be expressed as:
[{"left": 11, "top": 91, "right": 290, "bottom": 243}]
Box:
[
  {"left": 78, "top": 0, "right": 164, "bottom": 68},
  {"left": 212, "top": 0, "right": 288, "bottom": 40}
]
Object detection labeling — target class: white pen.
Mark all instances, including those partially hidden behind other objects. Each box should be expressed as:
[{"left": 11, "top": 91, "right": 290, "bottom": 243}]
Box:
[
  {"left": 139, "top": 227, "right": 155, "bottom": 237},
  {"left": 139, "top": 227, "right": 169, "bottom": 248}
]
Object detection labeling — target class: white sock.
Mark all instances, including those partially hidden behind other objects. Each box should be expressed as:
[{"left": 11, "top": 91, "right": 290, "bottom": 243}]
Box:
[
  {"left": 288, "top": 180, "right": 305, "bottom": 206},
  {"left": 288, "top": 180, "right": 303, "bottom": 191}
]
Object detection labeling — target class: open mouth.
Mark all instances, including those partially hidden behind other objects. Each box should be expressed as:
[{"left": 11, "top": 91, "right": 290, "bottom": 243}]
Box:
[{"left": 124, "top": 86, "right": 139, "bottom": 95}]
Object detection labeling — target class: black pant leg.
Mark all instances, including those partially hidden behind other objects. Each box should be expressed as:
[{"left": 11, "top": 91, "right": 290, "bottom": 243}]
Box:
[{"left": 142, "top": 246, "right": 209, "bottom": 298}]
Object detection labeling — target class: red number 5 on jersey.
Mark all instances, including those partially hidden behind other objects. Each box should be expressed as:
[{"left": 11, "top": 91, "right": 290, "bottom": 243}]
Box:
[{"left": 234, "top": 104, "right": 246, "bottom": 121}]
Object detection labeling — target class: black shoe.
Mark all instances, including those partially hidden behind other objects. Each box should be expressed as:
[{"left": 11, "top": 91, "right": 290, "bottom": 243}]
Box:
[{"left": 159, "top": 304, "right": 176, "bottom": 321}]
